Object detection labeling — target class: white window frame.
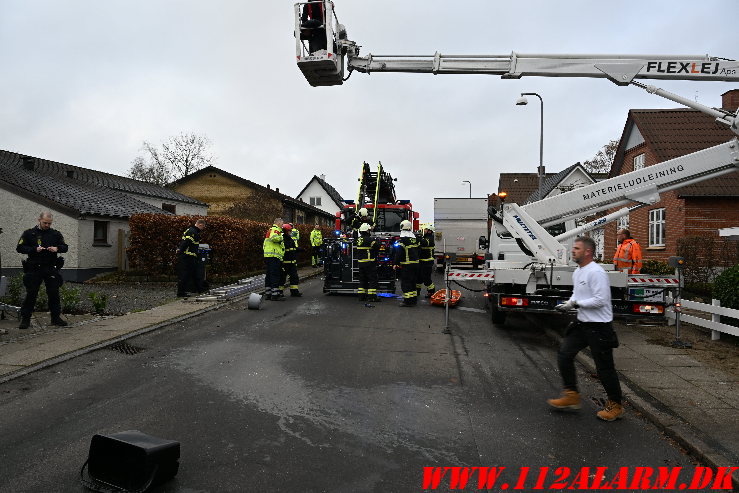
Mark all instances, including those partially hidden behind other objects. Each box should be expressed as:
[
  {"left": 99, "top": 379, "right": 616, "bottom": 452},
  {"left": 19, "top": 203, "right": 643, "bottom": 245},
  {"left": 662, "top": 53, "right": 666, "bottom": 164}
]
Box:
[
  {"left": 633, "top": 153, "right": 645, "bottom": 171},
  {"left": 648, "top": 208, "right": 665, "bottom": 247},
  {"left": 616, "top": 215, "right": 629, "bottom": 234},
  {"left": 310, "top": 196, "right": 322, "bottom": 206}
]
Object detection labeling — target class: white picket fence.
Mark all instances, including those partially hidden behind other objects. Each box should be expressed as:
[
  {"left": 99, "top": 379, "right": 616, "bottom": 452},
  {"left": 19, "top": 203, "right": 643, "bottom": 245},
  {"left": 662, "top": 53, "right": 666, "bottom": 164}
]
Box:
[{"left": 666, "top": 298, "right": 739, "bottom": 340}]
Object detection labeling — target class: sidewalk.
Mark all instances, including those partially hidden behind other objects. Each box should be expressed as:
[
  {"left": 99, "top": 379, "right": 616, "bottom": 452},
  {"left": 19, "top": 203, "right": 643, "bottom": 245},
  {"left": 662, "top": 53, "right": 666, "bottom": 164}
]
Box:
[
  {"left": 543, "top": 322, "right": 739, "bottom": 482},
  {"left": 0, "top": 270, "right": 736, "bottom": 480},
  {"left": 0, "top": 266, "right": 322, "bottom": 384}
]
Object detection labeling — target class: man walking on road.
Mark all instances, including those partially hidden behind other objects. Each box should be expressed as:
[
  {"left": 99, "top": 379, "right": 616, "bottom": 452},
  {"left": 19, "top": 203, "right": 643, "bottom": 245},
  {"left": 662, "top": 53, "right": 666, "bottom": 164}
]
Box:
[
  {"left": 549, "top": 236, "right": 624, "bottom": 421},
  {"left": 263, "top": 218, "right": 285, "bottom": 301},
  {"left": 613, "top": 228, "right": 642, "bottom": 274},
  {"left": 16, "top": 212, "right": 68, "bottom": 329}
]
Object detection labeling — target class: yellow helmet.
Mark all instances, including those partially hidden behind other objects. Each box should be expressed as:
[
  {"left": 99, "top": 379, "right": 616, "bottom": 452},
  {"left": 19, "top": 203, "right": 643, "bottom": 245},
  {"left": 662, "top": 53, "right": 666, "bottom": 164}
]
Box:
[{"left": 358, "top": 207, "right": 368, "bottom": 217}]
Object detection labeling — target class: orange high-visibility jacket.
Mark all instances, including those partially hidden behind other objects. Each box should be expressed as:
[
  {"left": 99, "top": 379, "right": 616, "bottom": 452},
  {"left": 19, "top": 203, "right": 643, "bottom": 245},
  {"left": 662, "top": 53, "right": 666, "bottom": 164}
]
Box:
[{"left": 613, "top": 238, "right": 643, "bottom": 274}]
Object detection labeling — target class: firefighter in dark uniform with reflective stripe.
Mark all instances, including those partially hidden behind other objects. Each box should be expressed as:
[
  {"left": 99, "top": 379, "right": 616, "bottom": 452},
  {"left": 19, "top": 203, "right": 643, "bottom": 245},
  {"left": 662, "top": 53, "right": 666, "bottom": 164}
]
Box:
[
  {"left": 300, "top": 0, "right": 327, "bottom": 53},
  {"left": 418, "top": 224, "right": 436, "bottom": 298},
  {"left": 393, "top": 219, "right": 420, "bottom": 307},
  {"left": 356, "top": 223, "right": 381, "bottom": 302},
  {"left": 280, "top": 223, "right": 302, "bottom": 297},
  {"left": 176, "top": 218, "right": 206, "bottom": 297},
  {"left": 16, "top": 212, "right": 69, "bottom": 329}
]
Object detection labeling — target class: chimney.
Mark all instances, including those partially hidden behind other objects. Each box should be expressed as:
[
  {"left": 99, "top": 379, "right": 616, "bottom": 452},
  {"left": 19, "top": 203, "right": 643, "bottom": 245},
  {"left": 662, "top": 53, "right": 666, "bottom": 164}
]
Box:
[
  {"left": 22, "top": 156, "right": 35, "bottom": 170},
  {"left": 276, "top": 187, "right": 280, "bottom": 193},
  {"left": 267, "top": 184, "right": 270, "bottom": 189},
  {"left": 320, "top": 174, "right": 326, "bottom": 181},
  {"left": 721, "top": 90, "right": 739, "bottom": 112}
]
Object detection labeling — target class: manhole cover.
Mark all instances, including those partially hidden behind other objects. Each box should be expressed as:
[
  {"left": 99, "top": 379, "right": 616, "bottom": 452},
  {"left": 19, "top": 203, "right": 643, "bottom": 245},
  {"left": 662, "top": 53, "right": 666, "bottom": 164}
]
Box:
[{"left": 109, "top": 341, "right": 144, "bottom": 355}]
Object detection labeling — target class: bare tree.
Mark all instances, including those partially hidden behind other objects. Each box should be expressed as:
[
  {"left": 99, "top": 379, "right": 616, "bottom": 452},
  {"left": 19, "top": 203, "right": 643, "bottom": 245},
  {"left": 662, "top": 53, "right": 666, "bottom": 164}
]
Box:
[
  {"left": 126, "top": 132, "right": 215, "bottom": 185},
  {"left": 582, "top": 139, "right": 619, "bottom": 174}
]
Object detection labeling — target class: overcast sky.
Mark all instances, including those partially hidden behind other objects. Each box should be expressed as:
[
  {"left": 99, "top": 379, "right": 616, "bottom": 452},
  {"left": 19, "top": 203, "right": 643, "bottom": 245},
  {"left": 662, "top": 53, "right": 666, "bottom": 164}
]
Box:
[{"left": 1, "top": 1, "right": 737, "bottom": 221}]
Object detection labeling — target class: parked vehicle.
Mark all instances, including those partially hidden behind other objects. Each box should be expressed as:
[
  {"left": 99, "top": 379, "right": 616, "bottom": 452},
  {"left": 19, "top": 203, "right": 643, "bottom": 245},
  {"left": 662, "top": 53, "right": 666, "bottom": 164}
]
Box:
[{"left": 433, "top": 198, "right": 488, "bottom": 270}]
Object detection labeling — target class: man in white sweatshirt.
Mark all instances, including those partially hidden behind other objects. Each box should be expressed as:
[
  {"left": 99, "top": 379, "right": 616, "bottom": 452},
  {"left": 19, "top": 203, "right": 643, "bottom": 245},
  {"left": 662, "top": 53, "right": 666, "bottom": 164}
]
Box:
[{"left": 548, "top": 236, "right": 624, "bottom": 421}]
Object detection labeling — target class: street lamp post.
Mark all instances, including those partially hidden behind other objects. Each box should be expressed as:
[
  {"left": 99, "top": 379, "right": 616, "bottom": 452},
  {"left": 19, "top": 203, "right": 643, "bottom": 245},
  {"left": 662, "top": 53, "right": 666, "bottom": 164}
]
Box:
[
  {"left": 516, "top": 92, "right": 545, "bottom": 201},
  {"left": 462, "top": 180, "right": 471, "bottom": 198}
]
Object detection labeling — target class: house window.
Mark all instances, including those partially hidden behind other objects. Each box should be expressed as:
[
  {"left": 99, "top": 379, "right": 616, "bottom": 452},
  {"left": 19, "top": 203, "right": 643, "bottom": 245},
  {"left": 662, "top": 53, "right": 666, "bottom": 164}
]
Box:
[
  {"left": 93, "top": 221, "right": 109, "bottom": 245},
  {"left": 648, "top": 208, "right": 665, "bottom": 247},
  {"left": 616, "top": 215, "right": 629, "bottom": 242},
  {"left": 633, "top": 153, "right": 645, "bottom": 171},
  {"left": 162, "top": 203, "right": 176, "bottom": 213},
  {"left": 309, "top": 197, "right": 321, "bottom": 206}
]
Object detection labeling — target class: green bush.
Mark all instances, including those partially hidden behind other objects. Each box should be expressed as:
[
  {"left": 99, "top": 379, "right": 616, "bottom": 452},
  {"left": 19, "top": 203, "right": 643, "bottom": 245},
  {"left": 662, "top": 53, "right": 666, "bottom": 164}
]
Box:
[
  {"left": 641, "top": 259, "right": 673, "bottom": 276},
  {"left": 88, "top": 292, "right": 109, "bottom": 315},
  {"left": 60, "top": 284, "right": 82, "bottom": 313},
  {"left": 713, "top": 264, "right": 739, "bottom": 310},
  {"left": 1, "top": 274, "right": 24, "bottom": 306}
]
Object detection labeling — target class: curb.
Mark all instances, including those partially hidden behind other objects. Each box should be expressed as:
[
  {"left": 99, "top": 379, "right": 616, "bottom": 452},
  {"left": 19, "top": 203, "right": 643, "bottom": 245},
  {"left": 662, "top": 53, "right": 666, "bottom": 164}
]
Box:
[
  {"left": 0, "top": 269, "right": 324, "bottom": 385},
  {"left": 541, "top": 325, "right": 739, "bottom": 486}
]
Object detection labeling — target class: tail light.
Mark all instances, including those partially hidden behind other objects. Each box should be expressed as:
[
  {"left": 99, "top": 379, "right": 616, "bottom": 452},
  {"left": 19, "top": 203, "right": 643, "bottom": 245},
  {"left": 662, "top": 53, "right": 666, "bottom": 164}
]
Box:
[
  {"left": 633, "top": 304, "right": 664, "bottom": 314},
  {"left": 501, "top": 296, "right": 529, "bottom": 307}
]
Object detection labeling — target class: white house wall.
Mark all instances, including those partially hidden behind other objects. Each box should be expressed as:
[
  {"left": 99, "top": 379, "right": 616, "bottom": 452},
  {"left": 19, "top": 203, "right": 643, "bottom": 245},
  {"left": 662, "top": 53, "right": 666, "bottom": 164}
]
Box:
[
  {"left": 297, "top": 180, "right": 341, "bottom": 215},
  {"left": 0, "top": 190, "right": 79, "bottom": 269},
  {"left": 127, "top": 193, "right": 208, "bottom": 216},
  {"left": 76, "top": 217, "right": 130, "bottom": 270}
]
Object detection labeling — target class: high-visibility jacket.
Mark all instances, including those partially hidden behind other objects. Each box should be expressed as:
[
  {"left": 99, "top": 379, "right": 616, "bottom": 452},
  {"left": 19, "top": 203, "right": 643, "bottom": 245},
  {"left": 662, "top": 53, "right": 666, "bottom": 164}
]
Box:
[
  {"left": 283, "top": 234, "right": 298, "bottom": 264},
  {"left": 310, "top": 229, "right": 323, "bottom": 247},
  {"left": 355, "top": 234, "right": 379, "bottom": 263},
  {"left": 419, "top": 233, "right": 435, "bottom": 262},
  {"left": 393, "top": 236, "right": 419, "bottom": 265},
  {"left": 613, "top": 238, "right": 642, "bottom": 274},
  {"left": 291, "top": 228, "right": 300, "bottom": 244},
  {"left": 263, "top": 224, "right": 285, "bottom": 259},
  {"left": 177, "top": 226, "right": 201, "bottom": 257}
]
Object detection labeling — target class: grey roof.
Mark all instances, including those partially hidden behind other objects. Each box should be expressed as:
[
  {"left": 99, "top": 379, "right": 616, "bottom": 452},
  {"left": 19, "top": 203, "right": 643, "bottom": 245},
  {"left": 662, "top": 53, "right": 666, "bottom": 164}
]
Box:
[
  {"left": 523, "top": 163, "right": 592, "bottom": 203},
  {"left": 0, "top": 150, "right": 182, "bottom": 218},
  {"left": 297, "top": 175, "right": 345, "bottom": 208}
]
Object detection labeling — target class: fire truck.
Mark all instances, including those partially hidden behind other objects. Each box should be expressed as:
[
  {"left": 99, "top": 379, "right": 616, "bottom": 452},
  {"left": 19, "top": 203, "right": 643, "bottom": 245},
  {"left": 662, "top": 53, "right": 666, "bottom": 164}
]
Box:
[
  {"left": 322, "top": 161, "right": 420, "bottom": 294},
  {"left": 295, "top": 1, "right": 739, "bottom": 323}
]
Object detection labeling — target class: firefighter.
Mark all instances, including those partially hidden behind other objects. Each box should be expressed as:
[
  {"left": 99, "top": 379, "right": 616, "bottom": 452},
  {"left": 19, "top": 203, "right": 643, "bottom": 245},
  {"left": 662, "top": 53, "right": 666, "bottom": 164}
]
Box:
[
  {"left": 16, "top": 212, "right": 69, "bottom": 329},
  {"left": 300, "top": 0, "right": 327, "bottom": 53},
  {"left": 349, "top": 207, "right": 372, "bottom": 232},
  {"left": 280, "top": 223, "right": 302, "bottom": 297},
  {"left": 613, "top": 228, "right": 643, "bottom": 274},
  {"left": 263, "top": 218, "right": 285, "bottom": 301},
  {"left": 288, "top": 223, "right": 300, "bottom": 244},
  {"left": 418, "top": 224, "right": 436, "bottom": 298},
  {"left": 176, "top": 218, "right": 207, "bottom": 297},
  {"left": 393, "top": 219, "right": 419, "bottom": 307},
  {"left": 356, "top": 223, "right": 381, "bottom": 302},
  {"left": 310, "top": 224, "right": 323, "bottom": 267}
]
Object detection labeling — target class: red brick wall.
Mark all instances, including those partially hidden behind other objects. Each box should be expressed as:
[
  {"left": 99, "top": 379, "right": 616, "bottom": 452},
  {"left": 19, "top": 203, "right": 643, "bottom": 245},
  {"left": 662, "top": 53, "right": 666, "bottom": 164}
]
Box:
[{"left": 605, "top": 140, "right": 739, "bottom": 264}]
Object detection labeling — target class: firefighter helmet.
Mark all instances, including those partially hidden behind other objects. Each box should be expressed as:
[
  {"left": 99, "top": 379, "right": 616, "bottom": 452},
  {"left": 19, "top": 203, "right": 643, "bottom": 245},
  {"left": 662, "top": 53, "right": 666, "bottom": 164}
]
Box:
[
  {"left": 400, "top": 220, "right": 413, "bottom": 231},
  {"left": 358, "top": 207, "right": 368, "bottom": 217},
  {"left": 424, "top": 224, "right": 435, "bottom": 232},
  {"left": 282, "top": 223, "right": 293, "bottom": 232},
  {"left": 359, "top": 223, "right": 372, "bottom": 232}
]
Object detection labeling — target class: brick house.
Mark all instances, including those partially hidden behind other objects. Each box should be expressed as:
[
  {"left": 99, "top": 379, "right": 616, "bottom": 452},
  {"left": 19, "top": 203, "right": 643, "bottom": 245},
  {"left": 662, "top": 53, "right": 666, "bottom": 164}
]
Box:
[
  {"left": 171, "top": 166, "right": 333, "bottom": 226},
  {"left": 0, "top": 150, "right": 207, "bottom": 281},
  {"left": 604, "top": 90, "right": 739, "bottom": 263}
]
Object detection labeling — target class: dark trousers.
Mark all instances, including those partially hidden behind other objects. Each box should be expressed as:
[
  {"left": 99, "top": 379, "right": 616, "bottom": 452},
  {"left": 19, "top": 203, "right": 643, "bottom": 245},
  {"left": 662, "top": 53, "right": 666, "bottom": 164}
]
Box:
[
  {"left": 21, "top": 267, "right": 61, "bottom": 318},
  {"left": 358, "top": 261, "right": 378, "bottom": 296},
  {"left": 400, "top": 263, "right": 419, "bottom": 304},
  {"left": 177, "top": 255, "right": 202, "bottom": 296},
  {"left": 311, "top": 246, "right": 322, "bottom": 266},
  {"left": 418, "top": 260, "right": 434, "bottom": 293},
  {"left": 264, "top": 257, "right": 283, "bottom": 296},
  {"left": 280, "top": 262, "right": 300, "bottom": 291},
  {"left": 557, "top": 321, "right": 622, "bottom": 403}
]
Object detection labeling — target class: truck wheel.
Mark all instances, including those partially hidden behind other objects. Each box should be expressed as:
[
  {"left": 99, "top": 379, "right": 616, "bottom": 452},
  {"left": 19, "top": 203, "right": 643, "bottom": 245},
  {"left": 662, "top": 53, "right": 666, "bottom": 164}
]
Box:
[{"left": 491, "top": 304, "right": 507, "bottom": 326}]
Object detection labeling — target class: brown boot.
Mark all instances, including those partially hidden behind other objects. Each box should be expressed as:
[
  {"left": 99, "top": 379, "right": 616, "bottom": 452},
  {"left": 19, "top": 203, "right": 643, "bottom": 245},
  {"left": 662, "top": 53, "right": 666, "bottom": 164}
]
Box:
[
  {"left": 547, "top": 390, "right": 581, "bottom": 410},
  {"left": 597, "top": 400, "right": 625, "bottom": 421}
]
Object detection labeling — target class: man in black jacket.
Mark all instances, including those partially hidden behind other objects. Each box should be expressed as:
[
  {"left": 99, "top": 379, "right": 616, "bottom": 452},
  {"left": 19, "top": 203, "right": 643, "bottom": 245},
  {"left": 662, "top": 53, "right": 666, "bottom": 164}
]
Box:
[
  {"left": 356, "top": 223, "right": 381, "bottom": 302},
  {"left": 279, "top": 223, "right": 302, "bottom": 297},
  {"left": 16, "top": 212, "right": 69, "bottom": 329},
  {"left": 176, "top": 218, "right": 206, "bottom": 297},
  {"left": 393, "top": 220, "right": 420, "bottom": 307},
  {"left": 417, "top": 224, "right": 436, "bottom": 298}
]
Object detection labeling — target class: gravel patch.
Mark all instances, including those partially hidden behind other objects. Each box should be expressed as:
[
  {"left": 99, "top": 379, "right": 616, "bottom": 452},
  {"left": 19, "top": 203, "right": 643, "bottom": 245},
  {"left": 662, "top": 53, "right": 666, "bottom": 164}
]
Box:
[{"left": 70, "top": 282, "right": 179, "bottom": 315}]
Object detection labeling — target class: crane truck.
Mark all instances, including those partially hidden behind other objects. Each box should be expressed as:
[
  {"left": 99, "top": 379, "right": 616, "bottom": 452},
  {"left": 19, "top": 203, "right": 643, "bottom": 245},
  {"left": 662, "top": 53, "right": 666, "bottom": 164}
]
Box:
[
  {"left": 295, "top": 1, "right": 739, "bottom": 324},
  {"left": 323, "top": 161, "right": 419, "bottom": 294}
]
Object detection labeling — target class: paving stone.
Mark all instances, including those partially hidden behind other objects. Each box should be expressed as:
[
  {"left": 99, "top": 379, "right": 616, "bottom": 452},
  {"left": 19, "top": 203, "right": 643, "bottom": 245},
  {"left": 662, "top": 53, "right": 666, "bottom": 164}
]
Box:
[
  {"left": 670, "top": 366, "right": 737, "bottom": 382},
  {"left": 643, "top": 353, "right": 702, "bottom": 367},
  {"left": 644, "top": 386, "right": 733, "bottom": 410},
  {"left": 620, "top": 370, "right": 690, "bottom": 389}
]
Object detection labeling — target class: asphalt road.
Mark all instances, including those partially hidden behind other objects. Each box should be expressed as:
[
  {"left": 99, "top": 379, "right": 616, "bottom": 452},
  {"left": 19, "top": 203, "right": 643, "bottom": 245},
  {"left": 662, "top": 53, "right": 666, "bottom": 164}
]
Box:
[{"left": 0, "top": 274, "right": 702, "bottom": 492}]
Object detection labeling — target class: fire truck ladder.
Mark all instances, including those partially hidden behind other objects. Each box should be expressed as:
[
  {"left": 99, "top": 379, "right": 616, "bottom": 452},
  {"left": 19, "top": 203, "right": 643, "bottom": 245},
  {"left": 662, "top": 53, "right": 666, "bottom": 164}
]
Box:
[{"left": 356, "top": 161, "right": 398, "bottom": 224}]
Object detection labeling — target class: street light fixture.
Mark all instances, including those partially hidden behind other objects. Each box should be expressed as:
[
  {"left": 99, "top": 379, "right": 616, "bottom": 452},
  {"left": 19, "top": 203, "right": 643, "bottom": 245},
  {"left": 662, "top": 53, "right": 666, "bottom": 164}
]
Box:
[
  {"left": 462, "top": 180, "right": 471, "bottom": 198},
  {"left": 516, "top": 92, "right": 545, "bottom": 202}
]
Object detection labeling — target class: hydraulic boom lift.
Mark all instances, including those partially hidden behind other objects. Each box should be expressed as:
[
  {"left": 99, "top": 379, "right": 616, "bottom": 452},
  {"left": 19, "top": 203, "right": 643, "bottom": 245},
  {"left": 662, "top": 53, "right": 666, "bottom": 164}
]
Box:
[{"left": 295, "top": 1, "right": 739, "bottom": 323}]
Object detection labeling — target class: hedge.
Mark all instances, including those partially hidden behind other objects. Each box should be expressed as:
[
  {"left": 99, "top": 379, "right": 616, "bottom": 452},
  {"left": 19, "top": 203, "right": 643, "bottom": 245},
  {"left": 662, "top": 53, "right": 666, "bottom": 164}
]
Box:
[{"left": 127, "top": 214, "right": 334, "bottom": 278}]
